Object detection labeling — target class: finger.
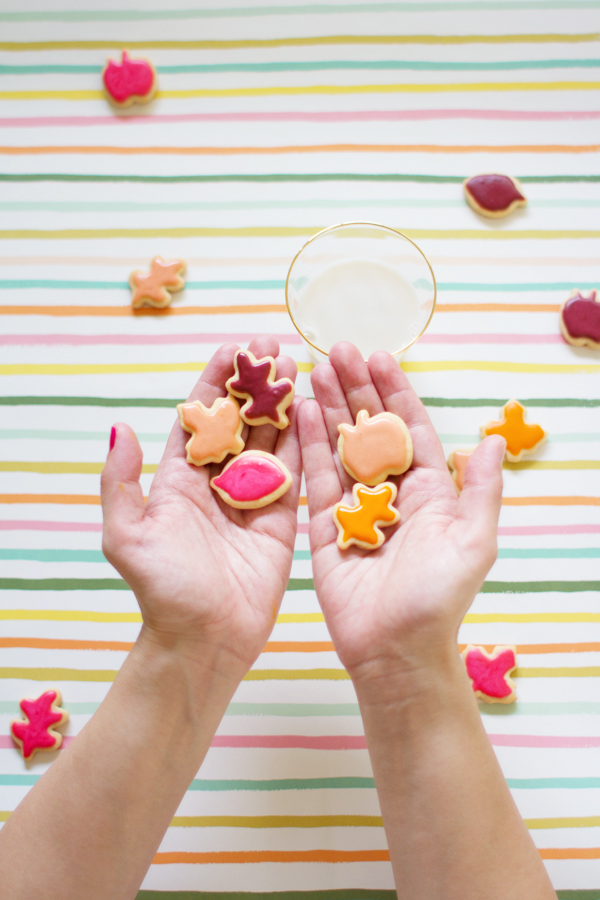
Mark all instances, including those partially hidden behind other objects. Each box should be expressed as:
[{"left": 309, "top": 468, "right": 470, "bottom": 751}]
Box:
[
  {"left": 368, "top": 350, "right": 449, "bottom": 472},
  {"left": 311, "top": 362, "right": 351, "bottom": 453},
  {"left": 101, "top": 424, "right": 145, "bottom": 565},
  {"left": 329, "top": 342, "right": 385, "bottom": 421},
  {"left": 456, "top": 436, "right": 505, "bottom": 548},
  {"left": 244, "top": 353, "right": 298, "bottom": 454},
  {"left": 297, "top": 399, "right": 343, "bottom": 519},
  {"left": 267, "top": 396, "right": 304, "bottom": 516}
]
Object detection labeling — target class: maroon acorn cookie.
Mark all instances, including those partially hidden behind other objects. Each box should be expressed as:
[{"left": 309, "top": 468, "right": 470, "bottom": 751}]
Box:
[
  {"left": 463, "top": 174, "right": 526, "bottom": 219},
  {"left": 560, "top": 289, "right": 600, "bottom": 350},
  {"left": 226, "top": 350, "right": 294, "bottom": 429}
]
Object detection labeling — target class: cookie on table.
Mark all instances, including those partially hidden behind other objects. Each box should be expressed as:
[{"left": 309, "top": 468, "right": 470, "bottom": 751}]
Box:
[
  {"left": 210, "top": 450, "right": 292, "bottom": 509},
  {"left": 129, "top": 257, "right": 186, "bottom": 309},
  {"left": 560, "top": 289, "right": 600, "bottom": 350},
  {"left": 447, "top": 448, "right": 474, "bottom": 493},
  {"left": 11, "top": 689, "right": 69, "bottom": 761},
  {"left": 226, "top": 349, "right": 294, "bottom": 429},
  {"left": 177, "top": 396, "right": 244, "bottom": 466},
  {"left": 102, "top": 50, "right": 157, "bottom": 108},
  {"left": 337, "top": 410, "right": 413, "bottom": 486},
  {"left": 462, "top": 645, "right": 517, "bottom": 705},
  {"left": 463, "top": 174, "right": 526, "bottom": 219},
  {"left": 480, "top": 400, "right": 546, "bottom": 463},
  {"left": 333, "top": 482, "right": 400, "bottom": 551}
]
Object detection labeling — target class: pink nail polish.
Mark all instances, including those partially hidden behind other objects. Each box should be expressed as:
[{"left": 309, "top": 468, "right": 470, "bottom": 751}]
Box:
[{"left": 109, "top": 427, "right": 116, "bottom": 452}]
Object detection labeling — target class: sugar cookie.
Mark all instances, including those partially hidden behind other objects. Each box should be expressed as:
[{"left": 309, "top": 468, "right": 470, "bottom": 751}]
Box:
[
  {"left": 337, "top": 410, "right": 413, "bottom": 486},
  {"left": 226, "top": 349, "right": 294, "bottom": 429},
  {"left": 480, "top": 400, "right": 546, "bottom": 462},
  {"left": 463, "top": 174, "right": 526, "bottom": 219},
  {"left": 210, "top": 450, "right": 292, "bottom": 509},
  {"left": 129, "top": 257, "right": 186, "bottom": 309},
  {"left": 177, "top": 396, "right": 244, "bottom": 466},
  {"left": 462, "top": 645, "right": 517, "bottom": 705},
  {"left": 447, "top": 448, "right": 474, "bottom": 492},
  {"left": 11, "top": 689, "right": 69, "bottom": 761},
  {"left": 333, "top": 482, "right": 400, "bottom": 551},
  {"left": 102, "top": 50, "right": 157, "bottom": 108},
  {"left": 560, "top": 289, "right": 600, "bottom": 349}
]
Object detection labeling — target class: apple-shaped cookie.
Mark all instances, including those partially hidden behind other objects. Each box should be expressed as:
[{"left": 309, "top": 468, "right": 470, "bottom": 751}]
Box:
[
  {"left": 560, "top": 289, "right": 600, "bottom": 349},
  {"left": 337, "top": 410, "right": 413, "bottom": 486},
  {"left": 102, "top": 50, "right": 157, "bottom": 108}
]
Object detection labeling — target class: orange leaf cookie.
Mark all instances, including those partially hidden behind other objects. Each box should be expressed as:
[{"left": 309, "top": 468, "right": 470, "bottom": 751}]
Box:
[
  {"left": 447, "top": 448, "right": 474, "bottom": 492},
  {"left": 11, "top": 689, "right": 69, "bottom": 761},
  {"left": 333, "top": 482, "right": 400, "bottom": 551},
  {"left": 337, "top": 410, "right": 413, "bottom": 486},
  {"left": 129, "top": 257, "right": 186, "bottom": 309},
  {"left": 463, "top": 173, "right": 526, "bottom": 219},
  {"left": 480, "top": 400, "right": 546, "bottom": 463},
  {"left": 102, "top": 50, "right": 157, "bottom": 108},
  {"left": 177, "top": 396, "right": 244, "bottom": 466},
  {"left": 226, "top": 349, "right": 294, "bottom": 429},
  {"left": 462, "top": 645, "right": 517, "bottom": 705},
  {"left": 560, "top": 289, "right": 600, "bottom": 349}
]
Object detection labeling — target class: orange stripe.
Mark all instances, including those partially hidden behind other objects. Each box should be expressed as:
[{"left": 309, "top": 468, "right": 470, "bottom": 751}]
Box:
[
  {"left": 539, "top": 848, "right": 600, "bottom": 860},
  {"left": 503, "top": 496, "right": 600, "bottom": 506},
  {"left": 437, "top": 303, "right": 561, "bottom": 313},
  {"left": 153, "top": 850, "right": 391, "bottom": 864},
  {"left": 299, "top": 497, "right": 308, "bottom": 506},
  {"left": 0, "top": 494, "right": 100, "bottom": 505},
  {"left": 264, "top": 642, "right": 334, "bottom": 653},
  {"left": 1, "top": 144, "right": 598, "bottom": 155},
  {"left": 0, "top": 638, "right": 131, "bottom": 650},
  {"left": 0, "top": 305, "right": 287, "bottom": 317}
]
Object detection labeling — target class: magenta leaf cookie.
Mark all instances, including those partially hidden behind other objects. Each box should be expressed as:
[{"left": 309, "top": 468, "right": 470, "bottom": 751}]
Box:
[
  {"left": 226, "top": 350, "right": 294, "bottom": 429},
  {"left": 11, "top": 689, "right": 69, "bottom": 760},
  {"left": 560, "top": 289, "right": 600, "bottom": 349},
  {"left": 463, "top": 174, "right": 526, "bottom": 219},
  {"left": 210, "top": 450, "right": 292, "bottom": 509},
  {"left": 462, "top": 645, "right": 517, "bottom": 705},
  {"left": 102, "top": 50, "right": 157, "bottom": 108}
]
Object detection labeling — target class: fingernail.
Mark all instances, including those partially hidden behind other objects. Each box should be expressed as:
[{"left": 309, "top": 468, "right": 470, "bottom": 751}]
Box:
[{"left": 109, "top": 426, "right": 116, "bottom": 452}]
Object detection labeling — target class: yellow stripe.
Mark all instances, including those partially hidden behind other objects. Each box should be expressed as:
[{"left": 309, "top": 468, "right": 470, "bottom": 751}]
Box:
[
  {"left": 516, "top": 667, "right": 600, "bottom": 677},
  {"left": 525, "top": 816, "right": 600, "bottom": 829},
  {"left": 0, "top": 610, "right": 142, "bottom": 622},
  {"left": 505, "top": 461, "right": 600, "bottom": 470},
  {"left": 465, "top": 613, "right": 600, "bottom": 623},
  {"left": 0, "top": 362, "right": 313, "bottom": 375},
  {"left": 1, "top": 228, "right": 598, "bottom": 240},
  {"left": 277, "top": 613, "right": 325, "bottom": 623},
  {"left": 0, "top": 812, "right": 10, "bottom": 822},
  {"left": 0, "top": 461, "right": 158, "bottom": 474},
  {"left": 170, "top": 815, "right": 383, "bottom": 828},
  {"left": 244, "top": 669, "right": 350, "bottom": 681},
  {"left": 402, "top": 361, "right": 600, "bottom": 374}
]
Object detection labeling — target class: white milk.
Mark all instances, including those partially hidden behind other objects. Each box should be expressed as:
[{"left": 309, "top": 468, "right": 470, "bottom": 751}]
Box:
[{"left": 298, "top": 258, "right": 422, "bottom": 358}]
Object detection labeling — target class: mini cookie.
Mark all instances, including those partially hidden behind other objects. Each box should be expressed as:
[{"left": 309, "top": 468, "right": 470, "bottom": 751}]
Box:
[
  {"left": 462, "top": 645, "right": 517, "bottom": 705},
  {"left": 480, "top": 400, "right": 546, "bottom": 463},
  {"left": 129, "top": 257, "right": 186, "bottom": 309},
  {"left": 447, "top": 448, "right": 474, "bottom": 492},
  {"left": 226, "top": 349, "right": 294, "bottom": 429},
  {"left": 337, "top": 410, "right": 413, "bottom": 486},
  {"left": 463, "top": 174, "right": 526, "bottom": 219},
  {"left": 177, "top": 396, "right": 244, "bottom": 466},
  {"left": 11, "top": 689, "right": 69, "bottom": 761},
  {"left": 102, "top": 50, "right": 157, "bottom": 108},
  {"left": 560, "top": 289, "right": 600, "bottom": 349},
  {"left": 210, "top": 450, "right": 292, "bottom": 509},
  {"left": 333, "top": 482, "right": 400, "bottom": 551}
]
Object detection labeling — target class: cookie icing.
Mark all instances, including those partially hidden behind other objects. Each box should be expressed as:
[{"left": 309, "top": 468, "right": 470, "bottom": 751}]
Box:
[
  {"left": 102, "top": 50, "right": 156, "bottom": 107},
  {"left": 129, "top": 257, "right": 186, "bottom": 309},
  {"left": 226, "top": 350, "right": 294, "bottom": 429},
  {"left": 560, "top": 289, "right": 600, "bottom": 348},
  {"left": 480, "top": 400, "right": 546, "bottom": 463},
  {"left": 333, "top": 482, "right": 400, "bottom": 551},
  {"left": 210, "top": 450, "right": 292, "bottom": 509},
  {"left": 447, "top": 449, "right": 473, "bottom": 492},
  {"left": 178, "top": 396, "right": 244, "bottom": 466},
  {"left": 463, "top": 174, "right": 526, "bottom": 218},
  {"left": 11, "top": 689, "right": 69, "bottom": 760},
  {"left": 462, "top": 645, "right": 517, "bottom": 704},
  {"left": 338, "top": 410, "right": 413, "bottom": 486}
]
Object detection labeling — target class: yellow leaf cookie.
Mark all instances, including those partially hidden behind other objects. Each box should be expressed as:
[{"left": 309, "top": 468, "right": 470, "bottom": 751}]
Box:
[
  {"left": 480, "top": 400, "right": 546, "bottom": 463},
  {"left": 333, "top": 482, "right": 400, "bottom": 551}
]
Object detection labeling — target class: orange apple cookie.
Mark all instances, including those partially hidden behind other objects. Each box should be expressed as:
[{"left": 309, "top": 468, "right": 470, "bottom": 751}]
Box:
[
  {"left": 462, "top": 645, "right": 517, "bottom": 705},
  {"left": 447, "top": 448, "right": 474, "bottom": 492},
  {"left": 102, "top": 50, "right": 157, "bottom": 108},
  {"left": 177, "top": 396, "right": 244, "bottom": 466},
  {"left": 480, "top": 400, "right": 546, "bottom": 463},
  {"left": 11, "top": 689, "right": 69, "bottom": 761},
  {"left": 560, "top": 289, "right": 600, "bottom": 349},
  {"left": 463, "top": 174, "right": 526, "bottom": 219},
  {"left": 337, "top": 410, "right": 413, "bottom": 486},
  {"left": 226, "top": 349, "right": 294, "bottom": 429},
  {"left": 333, "top": 482, "right": 400, "bottom": 551},
  {"left": 210, "top": 450, "right": 292, "bottom": 509},
  {"left": 129, "top": 257, "right": 186, "bottom": 309}
]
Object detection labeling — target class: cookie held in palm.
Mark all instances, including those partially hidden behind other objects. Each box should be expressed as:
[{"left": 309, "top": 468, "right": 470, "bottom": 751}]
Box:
[
  {"left": 333, "top": 482, "right": 400, "bottom": 551},
  {"left": 177, "top": 396, "right": 244, "bottom": 466},
  {"left": 210, "top": 450, "right": 292, "bottom": 509},
  {"left": 338, "top": 410, "right": 413, "bottom": 486},
  {"left": 226, "top": 350, "right": 294, "bottom": 429}
]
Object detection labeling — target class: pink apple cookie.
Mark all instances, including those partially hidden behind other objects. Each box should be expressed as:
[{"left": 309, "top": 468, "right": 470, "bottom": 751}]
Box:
[
  {"left": 129, "top": 257, "right": 186, "bottom": 309},
  {"left": 177, "top": 396, "right": 244, "bottom": 466},
  {"left": 463, "top": 174, "right": 526, "bottom": 219},
  {"left": 337, "top": 410, "right": 413, "bottom": 486},
  {"left": 447, "top": 448, "right": 474, "bottom": 492},
  {"left": 210, "top": 450, "right": 292, "bottom": 509},
  {"left": 481, "top": 400, "right": 546, "bottom": 462},
  {"left": 102, "top": 50, "right": 157, "bottom": 108},
  {"left": 333, "top": 482, "right": 400, "bottom": 551},
  {"left": 11, "top": 689, "right": 69, "bottom": 761},
  {"left": 462, "top": 645, "right": 517, "bottom": 705},
  {"left": 226, "top": 350, "right": 294, "bottom": 429},
  {"left": 560, "top": 289, "right": 600, "bottom": 349}
]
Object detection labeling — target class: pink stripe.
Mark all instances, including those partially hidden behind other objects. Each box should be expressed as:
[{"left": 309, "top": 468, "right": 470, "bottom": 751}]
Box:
[
  {"left": 297, "top": 524, "right": 309, "bottom": 534},
  {"left": 2, "top": 110, "right": 600, "bottom": 128},
  {"left": 210, "top": 735, "right": 367, "bottom": 749},
  {"left": 498, "top": 524, "right": 600, "bottom": 536},
  {"left": 0, "top": 333, "right": 303, "bottom": 346},
  {"left": 0, "top": 735, "right": 74, "bottom": 750},
  {"left": 488, "top": 734, "right": 600, "bottom": 748},
  {"left": 421, "top": 334, "right": 563, "bottom": 344},
  {"left": 0, "top": 520, "right": 102, "bottom": 531}
]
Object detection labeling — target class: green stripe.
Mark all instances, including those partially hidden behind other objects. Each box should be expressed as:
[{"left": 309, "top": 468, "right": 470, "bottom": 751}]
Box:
[
  {"left": 482, "top": 702, "right": 600, "bottom": 715},
  {"left": 482, "top": 581, "right": 600, "bottom": 593},
  {"left": 2, "top": 173, "right": 600, "bottom": 185},
  {"left": 557, "top": 894, "right": 600, "bottom": 899},
  {"left": 136, "top": 893, "right": 397, "bottom": 900},
  {"left": 423, "top": 398, "right": 600, "bottom": 408},
  {"left": 188, "top": 777, "right": 375, "bottom": 791}
]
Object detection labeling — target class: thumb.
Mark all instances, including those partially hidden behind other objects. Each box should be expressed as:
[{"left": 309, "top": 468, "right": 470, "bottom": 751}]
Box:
[
  {"left": 101, "top": 424, "right": 145, "bottom": 563},
  {"left": 456, "top": 436, "right": 505, "bottom": 545}
]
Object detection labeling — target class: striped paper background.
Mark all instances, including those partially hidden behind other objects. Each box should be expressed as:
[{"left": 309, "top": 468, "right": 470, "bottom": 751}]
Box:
[{"left": 1, "top": 1, "right": 599, "bottom": 897}]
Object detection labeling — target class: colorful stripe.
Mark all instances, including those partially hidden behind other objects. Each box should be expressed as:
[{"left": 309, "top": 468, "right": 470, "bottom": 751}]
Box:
[
  {"left": 1, "top": 228, "right": 598, "bottom": 240},
  {"left": 2, "top": 173, "right": 600, "bottom": 184},
  {"left": 0, "top": 279, "right": 591, "bottom": 291},
  {"left": 2, "top": 139, "right": 599, "bottom": 150}
]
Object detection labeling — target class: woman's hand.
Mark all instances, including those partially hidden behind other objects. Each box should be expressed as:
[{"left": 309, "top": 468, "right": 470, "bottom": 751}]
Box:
[
  {"left": 297, "top": 342, "right": 505, "bottom": 689},
  {"left": 101, "top": 335, "right": 302, "bottom": 681}
]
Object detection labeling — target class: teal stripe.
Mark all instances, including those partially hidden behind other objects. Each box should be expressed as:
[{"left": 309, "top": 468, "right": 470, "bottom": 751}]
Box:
[
  {"left": 481, "top": 702, "right": 600, "bottom": 715},
  {"left": 187, "top": 777, "right": 376, "bottom": 791},
  {"left": 507, "top": 778, "right": 600, "bottom": 789},
  {"left": 0, "top": 549, "right": 107, "bottom": 563},
  {"left": 423, "top": 398, "right": 600, "bottom": 408},
  {"left": 2, "top": 174, "right": 600, "bottom": 185},
  {"left": 439, "top": 433, "right": 600, "bottom": 443},
  {"left": 498, "top": 549, "right": 600, "bottom": 559},
  {"left": 293, "top": 551, "right": 312, "bottom": 560},
  {"left": 0, "top": 701, "right": 361, "bottom": 716}
]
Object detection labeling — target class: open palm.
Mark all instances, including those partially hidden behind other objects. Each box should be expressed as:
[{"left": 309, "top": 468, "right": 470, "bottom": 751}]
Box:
[
  {"left": 101, "top": 336, "right": 302, "bottom": 676},
  {"left": 297, "top": 343, "right": 505, "bottom": 680}
]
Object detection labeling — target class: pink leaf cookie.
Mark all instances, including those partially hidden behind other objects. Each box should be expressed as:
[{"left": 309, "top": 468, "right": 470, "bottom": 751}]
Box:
[
  {"left": 177, "top": 396, "right": 244, "bottom": 466},
  {"left": 463, "top": 174, "right": 526, "bottom": 219},
  {"left": 210, "top": 450, "right": 292, "bottom": 509},
  {"left": 129, "top": 257, "right": 186, "bottom": 309},
  {"left": 462, "top": 645, "right": 517, "bottom": 704},
  {"left": 102, "top": 50, "right": 157, "bottom": 108},
  {"left": 337, "top": 410, "right": 413, "bottom": 486},
  {"left": 11, "top": 689, "right": 69, "bottom": 761},
  {"left": 560, "top": 289, "right": 600, "bottom": 349},
  {"left": 333, "top": 482, "right": 400, "bottom": 551},
  {"left": 447, "top": 448, "right": 474, "bottom": 492},
  {"left": 226, "top": 350, "right": 294, "bottom": 429}
]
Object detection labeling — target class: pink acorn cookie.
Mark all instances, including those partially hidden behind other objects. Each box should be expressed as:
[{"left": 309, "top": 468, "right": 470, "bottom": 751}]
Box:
[
  {"left": 463, "top": 174, "right": 526, "bottom": 219},
  {"left": 560, "top": 289, "right": 600, "bottom": 349},
  {"left": 102, "top": 50, "right": 157, "bottom": 108}
]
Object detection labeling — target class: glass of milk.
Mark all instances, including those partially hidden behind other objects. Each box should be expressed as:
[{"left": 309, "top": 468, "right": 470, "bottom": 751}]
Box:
[{"left": 285, "top": 222, "right": 436, "bottom": 361}]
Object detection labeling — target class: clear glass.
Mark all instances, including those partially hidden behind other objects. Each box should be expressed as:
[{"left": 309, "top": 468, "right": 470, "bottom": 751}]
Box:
[{"left": 286, "top": 222, "right": 436, "bottom": 362}]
